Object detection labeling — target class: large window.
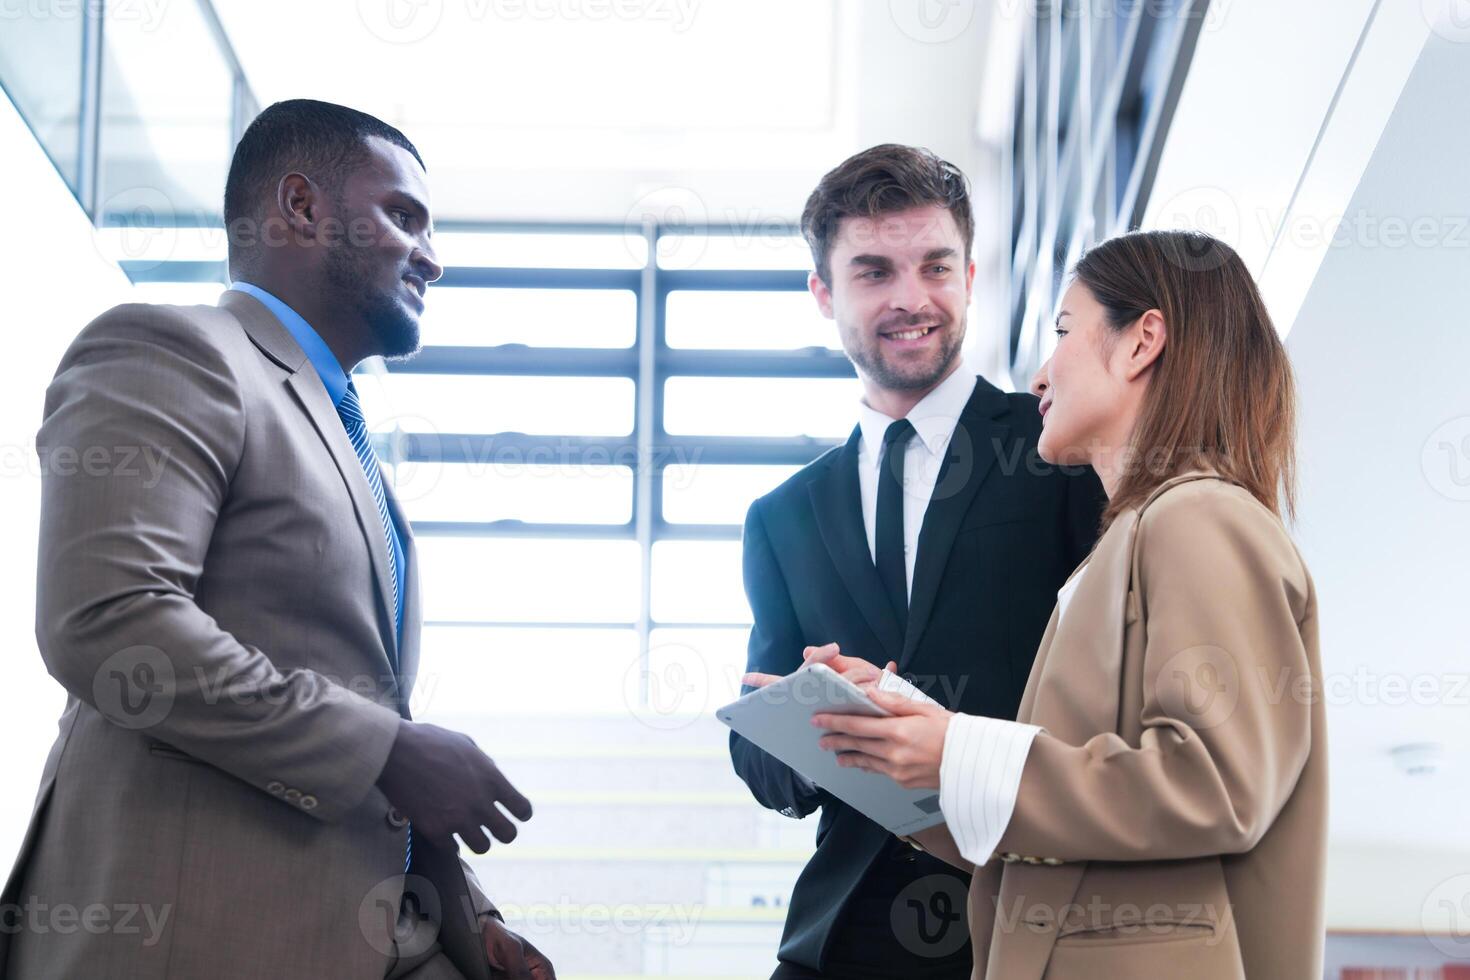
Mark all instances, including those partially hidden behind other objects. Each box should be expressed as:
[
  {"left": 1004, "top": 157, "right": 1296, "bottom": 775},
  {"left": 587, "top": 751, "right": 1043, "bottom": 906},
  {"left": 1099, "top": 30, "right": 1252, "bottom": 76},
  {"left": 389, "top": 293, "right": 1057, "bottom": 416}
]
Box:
[{"left": 1003, "top": 0, "right": 1209, "bottom": 382}]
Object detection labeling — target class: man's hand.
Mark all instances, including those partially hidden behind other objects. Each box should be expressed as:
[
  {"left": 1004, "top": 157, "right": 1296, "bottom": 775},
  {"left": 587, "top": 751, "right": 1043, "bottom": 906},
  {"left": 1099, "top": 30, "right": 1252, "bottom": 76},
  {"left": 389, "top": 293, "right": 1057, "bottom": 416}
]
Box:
[
  {"left": 482, "top": 916, "right": 555, "bottom": 980},
  {"left": 742, "top": 642, "right": 898, "bottom": 694},
  {"left": 377, "top": 719, "right": 533, "bottom": 852}
]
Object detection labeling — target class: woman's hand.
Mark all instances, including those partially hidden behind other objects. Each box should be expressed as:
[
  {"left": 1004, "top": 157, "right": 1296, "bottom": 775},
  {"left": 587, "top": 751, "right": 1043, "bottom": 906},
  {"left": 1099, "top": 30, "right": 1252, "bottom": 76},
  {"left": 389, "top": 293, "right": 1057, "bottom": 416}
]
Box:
[
  {"left": 741, "top": 642, "right": 898, "bottom": 692},
  {"left": 811, "top": 688, "right": 953, "bottom": 790}
]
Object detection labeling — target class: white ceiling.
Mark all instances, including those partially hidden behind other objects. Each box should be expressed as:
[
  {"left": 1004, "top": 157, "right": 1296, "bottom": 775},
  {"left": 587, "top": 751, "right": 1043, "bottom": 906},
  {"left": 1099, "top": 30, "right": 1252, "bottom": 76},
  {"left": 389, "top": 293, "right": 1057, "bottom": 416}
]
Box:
[{"left": 211, "top": 0, "right": 1000, "bottom": 224}]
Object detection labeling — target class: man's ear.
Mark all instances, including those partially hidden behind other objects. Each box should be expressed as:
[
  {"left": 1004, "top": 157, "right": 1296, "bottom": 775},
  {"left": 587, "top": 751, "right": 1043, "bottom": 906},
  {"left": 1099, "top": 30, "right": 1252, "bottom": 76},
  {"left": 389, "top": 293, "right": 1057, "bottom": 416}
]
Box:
[
  {"left": 1122, "top": 309, "right": 1167, "bottom": 382},
  {"left": 276, "top": 172, "right": 319, "bottom": 241},
  {"left": 809, "top": 269, "right": 835, "bottom": 320}
]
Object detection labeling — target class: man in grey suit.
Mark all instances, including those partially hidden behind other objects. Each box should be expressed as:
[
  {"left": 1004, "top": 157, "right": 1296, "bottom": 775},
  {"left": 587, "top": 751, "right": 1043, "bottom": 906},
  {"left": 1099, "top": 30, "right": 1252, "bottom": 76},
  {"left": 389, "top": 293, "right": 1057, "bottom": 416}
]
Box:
[{"left": 0, "top": 100, "right": 554, "bottom": 979}]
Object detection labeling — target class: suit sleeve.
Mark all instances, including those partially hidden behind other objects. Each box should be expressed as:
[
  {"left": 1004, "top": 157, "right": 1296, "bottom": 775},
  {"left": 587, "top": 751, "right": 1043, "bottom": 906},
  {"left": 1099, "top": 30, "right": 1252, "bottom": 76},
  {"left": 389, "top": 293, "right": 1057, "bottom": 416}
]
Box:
[
  {"left": 34, "top": 305, "right": 401, "bottom": 824},
  {"left": 987, "top": 485, "right": 1314, "bottom": 864},
  {"left": 728, "top": 498, "right": 827, "bottom": 818}
]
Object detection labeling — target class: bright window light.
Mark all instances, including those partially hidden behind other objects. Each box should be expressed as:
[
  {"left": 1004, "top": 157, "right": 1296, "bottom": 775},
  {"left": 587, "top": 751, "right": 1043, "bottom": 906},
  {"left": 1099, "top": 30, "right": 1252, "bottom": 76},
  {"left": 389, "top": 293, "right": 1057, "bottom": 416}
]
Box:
[
  {"left": 420, "top": 287, "right": 637, "bottom": 348},
  {"left": 393, "top": 461, "right": 632, "bottom": 525},
  {"left": 418, "top": 536, "right": 640, "bottom": 623},
  {"left": 665, "top": 290, "right": 841, "bottom": 351},
  {"left": 432, "top": 232, "right": 646, "bottom": 270},
  {"left": 657, "top": 234, "right": 813, "bottom": 271},
  {"left": 414, "top": 626, "right": 639, "bottom": 719},
  {"left": 358, "top": 374, "right": 635, "bottom": 436},
  {"left": 663, "top": 377, "right": 857, "bottom": 438},
  {"left": 650, "top": 540, "right": 749, "bottom": 625},
  {"left": 662, "top": 464, "right": 799, "bottom": 525}
]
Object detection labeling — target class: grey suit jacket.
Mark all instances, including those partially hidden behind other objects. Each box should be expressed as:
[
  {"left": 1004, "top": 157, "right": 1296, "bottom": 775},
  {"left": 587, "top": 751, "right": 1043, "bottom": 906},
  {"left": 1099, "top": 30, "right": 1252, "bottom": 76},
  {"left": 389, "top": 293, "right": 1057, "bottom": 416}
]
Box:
[{"left": 1, "top": 292, "right": 494, "bottom": 979}]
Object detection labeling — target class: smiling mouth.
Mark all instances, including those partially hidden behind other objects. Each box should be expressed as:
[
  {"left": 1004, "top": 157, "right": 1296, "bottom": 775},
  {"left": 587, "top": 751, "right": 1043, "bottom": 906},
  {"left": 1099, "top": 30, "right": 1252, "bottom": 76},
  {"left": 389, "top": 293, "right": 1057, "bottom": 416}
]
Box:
[
  {"left": 402, "top": 276, "right": 425, "bottom": 300},
  {"left": 883, "top": 325, "right": 937, "bottom": 341}
]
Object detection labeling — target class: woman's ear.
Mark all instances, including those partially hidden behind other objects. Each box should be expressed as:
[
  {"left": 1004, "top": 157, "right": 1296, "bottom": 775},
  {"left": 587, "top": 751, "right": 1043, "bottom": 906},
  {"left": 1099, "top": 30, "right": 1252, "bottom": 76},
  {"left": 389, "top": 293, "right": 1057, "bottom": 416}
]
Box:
[{"left": 1122, "top": 309, "right": 1167, "bottom": 382}]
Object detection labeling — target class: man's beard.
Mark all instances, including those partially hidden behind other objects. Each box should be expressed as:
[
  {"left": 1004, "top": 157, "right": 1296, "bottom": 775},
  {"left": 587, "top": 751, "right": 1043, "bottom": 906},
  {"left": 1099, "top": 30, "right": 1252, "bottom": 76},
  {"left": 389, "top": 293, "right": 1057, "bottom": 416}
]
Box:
[
  {"left": 321, "top": 243, "right": 421, "bottom": 361},
  {"left": 844, "top": 311, "right": 964, "bottom": 392}
]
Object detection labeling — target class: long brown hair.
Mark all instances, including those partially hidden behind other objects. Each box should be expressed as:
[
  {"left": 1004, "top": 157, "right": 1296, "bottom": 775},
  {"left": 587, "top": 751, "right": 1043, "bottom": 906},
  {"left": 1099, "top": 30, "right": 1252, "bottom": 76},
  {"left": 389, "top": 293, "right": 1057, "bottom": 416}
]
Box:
[{"left": 1070, "top": 230, "right": 1297, "bottom": 529}]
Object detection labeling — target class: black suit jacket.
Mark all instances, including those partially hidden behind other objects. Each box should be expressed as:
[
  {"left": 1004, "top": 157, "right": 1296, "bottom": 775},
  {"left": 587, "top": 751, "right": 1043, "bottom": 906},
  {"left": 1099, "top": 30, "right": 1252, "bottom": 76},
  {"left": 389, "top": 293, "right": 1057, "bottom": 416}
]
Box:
[{"left": 729, "top": 375, "right": 1104, "bottom": 970}]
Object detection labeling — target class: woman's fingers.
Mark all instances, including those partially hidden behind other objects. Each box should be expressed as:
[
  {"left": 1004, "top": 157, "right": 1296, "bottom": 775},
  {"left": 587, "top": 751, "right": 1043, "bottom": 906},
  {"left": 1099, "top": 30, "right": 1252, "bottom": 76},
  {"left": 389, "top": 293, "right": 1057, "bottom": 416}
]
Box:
[
  {"left": 742, "top": 672, "right": 782, "bottom": 688},
  {"left": 818, "top": 733, "right": 893, "bottom": 758},
  {"left": 811, "top": 712, "right": 897, "bottom": 737}
]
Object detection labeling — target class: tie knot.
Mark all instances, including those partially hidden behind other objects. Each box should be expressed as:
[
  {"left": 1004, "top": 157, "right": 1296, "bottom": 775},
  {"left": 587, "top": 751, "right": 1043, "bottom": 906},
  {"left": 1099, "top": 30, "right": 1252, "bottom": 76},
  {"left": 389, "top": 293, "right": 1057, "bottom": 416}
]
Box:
[
  {"left": 337, "top": 381, "right": 365, "bottom": 427},
  {"left": 883, "top": 418, "right": 916, "bottom": 450}
]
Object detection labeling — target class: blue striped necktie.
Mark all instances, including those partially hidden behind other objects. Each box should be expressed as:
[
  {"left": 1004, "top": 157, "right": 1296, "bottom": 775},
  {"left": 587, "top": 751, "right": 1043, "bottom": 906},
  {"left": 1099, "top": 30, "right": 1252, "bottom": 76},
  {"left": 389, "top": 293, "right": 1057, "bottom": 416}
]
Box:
[{"left": 334, "top": 379, "right": 411, "bottom": 872}]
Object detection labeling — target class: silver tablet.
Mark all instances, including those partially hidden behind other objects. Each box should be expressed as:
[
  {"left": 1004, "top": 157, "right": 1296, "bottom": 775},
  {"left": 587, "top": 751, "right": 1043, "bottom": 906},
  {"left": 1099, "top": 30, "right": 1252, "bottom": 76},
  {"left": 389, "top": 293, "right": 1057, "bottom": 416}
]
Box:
[{"left": 717, "top": 662, "right": 946, "bottom": 835}]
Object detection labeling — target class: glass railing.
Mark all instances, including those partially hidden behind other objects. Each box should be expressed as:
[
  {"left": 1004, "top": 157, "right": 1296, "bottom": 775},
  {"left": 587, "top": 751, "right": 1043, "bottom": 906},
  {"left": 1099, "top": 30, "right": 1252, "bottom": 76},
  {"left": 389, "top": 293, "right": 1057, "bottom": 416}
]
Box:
[{"left": 0, "top": 0, "right": 253, "bottom": 228}]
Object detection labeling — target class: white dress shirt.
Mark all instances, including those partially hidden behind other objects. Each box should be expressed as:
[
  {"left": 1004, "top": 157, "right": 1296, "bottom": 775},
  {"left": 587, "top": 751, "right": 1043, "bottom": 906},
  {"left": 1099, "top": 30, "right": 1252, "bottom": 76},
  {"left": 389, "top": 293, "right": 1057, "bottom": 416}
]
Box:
[
  {"left": 856, "top": 366, "right": 978, "bottom": 601},
  {"left": 880, "top": 565, "right": 1090, "bottom": 867}
]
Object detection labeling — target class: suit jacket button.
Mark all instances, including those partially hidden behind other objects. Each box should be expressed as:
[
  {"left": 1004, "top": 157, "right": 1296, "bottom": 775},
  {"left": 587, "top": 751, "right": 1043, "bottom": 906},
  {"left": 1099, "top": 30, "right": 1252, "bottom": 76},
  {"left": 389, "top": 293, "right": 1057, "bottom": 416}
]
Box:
[
  {"left": 267, "top": 781, "right": 285, "bottom": 795},
  {"left": 386, "top": 807, "right": 409, "bottom": 829},
  {"left": 284, "top": 788, "right": 302, "bottom": 803},
  {"left": 300, "top": 795, "right": 318, "bottom": 810}
]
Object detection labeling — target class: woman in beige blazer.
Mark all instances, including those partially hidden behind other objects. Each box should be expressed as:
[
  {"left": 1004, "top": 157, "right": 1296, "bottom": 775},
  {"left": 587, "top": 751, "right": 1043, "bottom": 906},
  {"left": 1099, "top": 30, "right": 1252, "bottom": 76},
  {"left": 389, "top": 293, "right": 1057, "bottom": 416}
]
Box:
[{"left": 809, "top": 229, "right": 1325, "bottom": 979}]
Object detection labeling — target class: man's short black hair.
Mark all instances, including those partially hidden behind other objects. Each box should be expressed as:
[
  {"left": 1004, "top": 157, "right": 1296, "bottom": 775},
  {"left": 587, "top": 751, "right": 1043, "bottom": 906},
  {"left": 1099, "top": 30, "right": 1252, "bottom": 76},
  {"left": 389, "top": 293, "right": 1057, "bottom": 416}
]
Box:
[{"left": 223, "top": 98, "right": 425, "bottom": 229}]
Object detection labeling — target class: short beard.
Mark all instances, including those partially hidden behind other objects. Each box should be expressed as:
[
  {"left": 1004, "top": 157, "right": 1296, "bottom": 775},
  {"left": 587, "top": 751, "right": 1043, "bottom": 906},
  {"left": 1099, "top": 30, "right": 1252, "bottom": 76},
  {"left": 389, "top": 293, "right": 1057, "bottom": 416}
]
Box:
[
  {"left": 320, "top": 237, "right": 421, "bottom": 361},
  {"left": 844, "top": 312, "right": 964, "bottom": 392}
]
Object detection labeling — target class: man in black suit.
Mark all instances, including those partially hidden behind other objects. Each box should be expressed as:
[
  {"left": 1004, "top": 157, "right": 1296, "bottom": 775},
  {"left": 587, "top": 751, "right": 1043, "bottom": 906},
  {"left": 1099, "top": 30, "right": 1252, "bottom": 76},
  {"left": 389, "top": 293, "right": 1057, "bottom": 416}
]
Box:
[{"left": 729, "top": 144, "right": 1104, "bottom": 979}]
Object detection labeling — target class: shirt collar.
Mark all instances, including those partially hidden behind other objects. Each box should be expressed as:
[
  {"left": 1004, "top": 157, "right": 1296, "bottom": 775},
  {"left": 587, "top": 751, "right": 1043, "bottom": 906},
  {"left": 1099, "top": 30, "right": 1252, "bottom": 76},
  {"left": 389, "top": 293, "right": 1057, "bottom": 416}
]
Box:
[
  {"left": 857, "top": 365, "right": 978, "bottom": 469},
  {"left": 229, "top": 280, "right": 350, "bottom": 407}
]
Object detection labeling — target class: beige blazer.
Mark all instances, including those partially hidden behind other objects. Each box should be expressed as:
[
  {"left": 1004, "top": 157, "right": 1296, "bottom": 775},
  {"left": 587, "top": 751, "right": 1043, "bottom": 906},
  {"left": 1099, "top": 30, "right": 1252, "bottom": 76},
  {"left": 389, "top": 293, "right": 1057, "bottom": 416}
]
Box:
[
  {"left": 1, "top": 293, "right": 495, "bottom": 979},
  {"left": 911, "top": 472, "right": 1326, "bottom": 979}
]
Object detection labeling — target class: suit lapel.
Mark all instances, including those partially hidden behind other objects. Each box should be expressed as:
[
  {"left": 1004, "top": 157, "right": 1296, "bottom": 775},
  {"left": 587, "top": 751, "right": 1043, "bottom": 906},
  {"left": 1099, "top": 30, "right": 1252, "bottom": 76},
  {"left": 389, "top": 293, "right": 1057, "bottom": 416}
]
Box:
[
  {"left": 809, "top": 427, "right": 905, "bottom": 660},
  {"left": 898, "top": 384, "right": 1009, "bottom": 670},
  {"left": 285, "top": 371, "right": 403, "bottom": 676},
  {"left": 221, "top": 292, "right": 402, "bottom": 679}
]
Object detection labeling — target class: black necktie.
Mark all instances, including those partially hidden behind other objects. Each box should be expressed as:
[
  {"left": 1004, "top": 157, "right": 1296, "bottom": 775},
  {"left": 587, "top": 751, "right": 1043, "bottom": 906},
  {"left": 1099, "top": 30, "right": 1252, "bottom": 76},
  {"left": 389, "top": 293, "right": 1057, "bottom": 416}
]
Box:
[{"left": 876, "top": 418, "right": 916, "bottom": 637}]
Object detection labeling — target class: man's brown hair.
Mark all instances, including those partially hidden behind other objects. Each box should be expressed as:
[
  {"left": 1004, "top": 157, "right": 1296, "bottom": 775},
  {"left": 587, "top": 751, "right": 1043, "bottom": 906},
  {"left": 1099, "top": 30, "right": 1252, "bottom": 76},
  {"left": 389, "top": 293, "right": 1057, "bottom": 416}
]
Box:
[{"left": 800, "top": 143, "right": 974, "bottom": 286}]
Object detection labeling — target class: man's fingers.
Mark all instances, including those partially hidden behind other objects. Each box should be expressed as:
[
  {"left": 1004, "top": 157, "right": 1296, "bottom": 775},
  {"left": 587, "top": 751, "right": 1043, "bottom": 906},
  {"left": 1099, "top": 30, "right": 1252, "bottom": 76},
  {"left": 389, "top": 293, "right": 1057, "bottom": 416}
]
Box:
[
  {"left": 803, "top": 643, "right": 840, "bottom": 662},
  {"left": 493, "top": 775, "right": 534, "bottom": 823},
  {"left": 457, "top": 826, "right": 492, "bottom": 854},
  {"left": 483, "top": 808, "right": 520, "bottom": 845},
  {"left": 743, "top": 672, "right": 782, "bottom": 688}
]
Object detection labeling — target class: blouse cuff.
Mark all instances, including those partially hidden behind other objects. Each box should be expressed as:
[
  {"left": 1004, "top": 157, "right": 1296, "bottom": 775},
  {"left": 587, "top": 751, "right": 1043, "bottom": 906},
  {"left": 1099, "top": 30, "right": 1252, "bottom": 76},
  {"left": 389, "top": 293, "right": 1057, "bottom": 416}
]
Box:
[{"left": 938, "top": 713, "right": 1042, "bottom": 866}]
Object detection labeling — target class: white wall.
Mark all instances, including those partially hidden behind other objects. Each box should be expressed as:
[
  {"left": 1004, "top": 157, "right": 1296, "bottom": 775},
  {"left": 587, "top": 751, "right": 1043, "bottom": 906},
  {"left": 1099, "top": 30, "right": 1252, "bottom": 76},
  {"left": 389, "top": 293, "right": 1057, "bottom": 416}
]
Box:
[
  {"left": 1140, "top": 0, "right": 1470, "bottom": 934},
  {"left": 0, "top": 87, "right": 131, "bottom": 869}
]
